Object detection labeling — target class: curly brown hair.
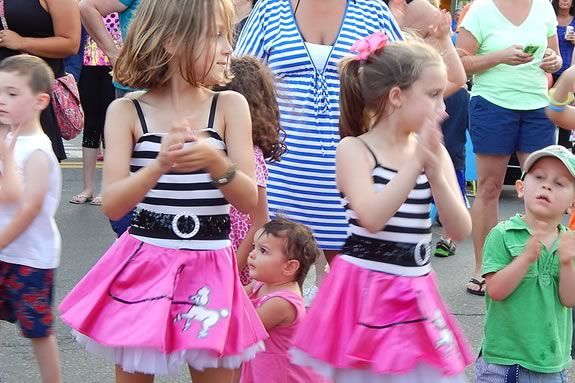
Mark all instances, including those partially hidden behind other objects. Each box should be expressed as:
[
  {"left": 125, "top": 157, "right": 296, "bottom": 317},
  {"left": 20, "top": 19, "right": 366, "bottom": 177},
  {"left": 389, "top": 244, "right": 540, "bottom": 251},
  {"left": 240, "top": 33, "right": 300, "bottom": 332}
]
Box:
[
  {"left": 260, "top": 216, "right": 320, "bottom": 287},
  {"left": 217, "top": 56, "right": 286, "bottom": 162}
]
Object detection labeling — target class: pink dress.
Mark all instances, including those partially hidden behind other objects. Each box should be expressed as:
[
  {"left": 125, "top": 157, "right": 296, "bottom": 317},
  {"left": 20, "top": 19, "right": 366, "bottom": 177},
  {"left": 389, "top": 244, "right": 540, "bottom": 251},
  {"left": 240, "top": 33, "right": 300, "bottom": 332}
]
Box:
[
  {"left": 289, "top": 155, "right": 473, "bottom": 382},
  {"left": 241, "top": 282, "right": 329, "bottom": 383},
  {"left": 59, "top": 96, "right": 268, "bottom": 376},
  {"left": 229, "top": 146, "right": 268, "bottom": 285}
]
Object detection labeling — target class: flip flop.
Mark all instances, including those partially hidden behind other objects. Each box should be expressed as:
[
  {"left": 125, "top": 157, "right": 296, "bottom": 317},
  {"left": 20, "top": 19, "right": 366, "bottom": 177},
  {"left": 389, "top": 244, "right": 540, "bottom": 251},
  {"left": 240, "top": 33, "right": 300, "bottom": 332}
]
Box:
[
  {"left": 69, "top": 194, "right": 93, "bottom": 204},
  {"left": 89, "top": 196, "right": 103, "bottom": 206},
  {"left": 466, "top": 278, "right": 486, "bottom": 296}
]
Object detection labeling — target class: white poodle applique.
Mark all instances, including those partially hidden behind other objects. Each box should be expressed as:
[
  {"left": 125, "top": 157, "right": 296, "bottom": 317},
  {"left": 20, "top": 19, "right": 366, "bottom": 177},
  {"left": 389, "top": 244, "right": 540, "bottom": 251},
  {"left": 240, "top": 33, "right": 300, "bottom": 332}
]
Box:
[
  {"left": 431, "top": 310, "right": 454, "bottom": 356},
  {"left": 174, "top": 286, "right": 229, "bottom": 338}
]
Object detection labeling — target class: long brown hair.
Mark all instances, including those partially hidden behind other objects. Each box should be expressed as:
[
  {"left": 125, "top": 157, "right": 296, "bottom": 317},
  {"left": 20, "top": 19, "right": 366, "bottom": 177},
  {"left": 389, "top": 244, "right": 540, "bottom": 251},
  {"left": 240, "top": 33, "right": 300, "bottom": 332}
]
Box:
[
  {"left": 339, "top": 39, "right": 444, "bottom": 138},
  {"left": 217, "top": 56, "right": 286, "bottom": 162},
  {"left": 114, "top": 0, "right": 234, "bottom": 89}
]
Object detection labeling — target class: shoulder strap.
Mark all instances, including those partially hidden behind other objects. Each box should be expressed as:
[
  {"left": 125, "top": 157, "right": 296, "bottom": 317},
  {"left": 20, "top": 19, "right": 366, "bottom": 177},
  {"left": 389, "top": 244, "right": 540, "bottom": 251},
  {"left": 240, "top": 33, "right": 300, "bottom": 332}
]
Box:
[
  {"left": 259, "top": 290, "right": 305, "bottom": 314},
  {"left": 0, "top": 0, "right": 9, "bottom": 30},
  {"left": 207, "top": 93, "right": 220, "bottom": 130},
  {"left": 357, "top": 138, "right": 380, "bottom": 166},
  {"left": 131, "top": 99, "right": 149, "bottom": 135}
]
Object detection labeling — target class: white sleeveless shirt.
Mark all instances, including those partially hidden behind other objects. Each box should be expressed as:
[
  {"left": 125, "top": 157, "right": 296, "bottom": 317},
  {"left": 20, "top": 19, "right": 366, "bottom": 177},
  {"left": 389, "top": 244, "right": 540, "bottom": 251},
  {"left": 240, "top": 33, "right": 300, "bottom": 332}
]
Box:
[{"left": 0, "top": 133, "right": 61, "bottom": 269}]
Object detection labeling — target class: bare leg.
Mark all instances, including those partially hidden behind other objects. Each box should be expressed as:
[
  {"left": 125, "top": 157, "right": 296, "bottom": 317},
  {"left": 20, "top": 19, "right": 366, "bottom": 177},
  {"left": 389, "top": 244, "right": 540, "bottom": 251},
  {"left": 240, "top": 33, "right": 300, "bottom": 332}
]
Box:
[
  {"left": 83, "top": 147, "right": 98, "bottom": 196},
  {"left": 115, "top": 365, "right": 154, "bottom": 383},
  {"left": 30, "top": 335, "right": 62, "bottom": 383},
  {"left": 190, "top": 367, "right": 234, "bottom": 383},
  {"left": 516, "top": 152, "right": 530, "bottom": 169},
  {"left": 231, "top": 367, "right": 242, "bottom": 383},
  {"left": 468, "top": 154, "right": 510, "bottom": 293}
]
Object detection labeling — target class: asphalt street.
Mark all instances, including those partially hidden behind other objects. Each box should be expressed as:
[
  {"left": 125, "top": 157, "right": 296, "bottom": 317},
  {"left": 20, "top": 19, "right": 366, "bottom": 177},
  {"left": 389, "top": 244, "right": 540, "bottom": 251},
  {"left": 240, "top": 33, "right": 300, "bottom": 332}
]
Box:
[{"left": 0, "top": 162, "right": 573, "bottom": 382}]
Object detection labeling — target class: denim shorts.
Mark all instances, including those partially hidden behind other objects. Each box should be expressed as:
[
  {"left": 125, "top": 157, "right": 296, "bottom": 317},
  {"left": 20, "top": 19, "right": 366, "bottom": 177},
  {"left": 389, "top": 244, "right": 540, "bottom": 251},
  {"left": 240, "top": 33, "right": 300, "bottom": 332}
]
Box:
[
  {"left": 476, "top": 357, "right": 568, "bottom": 383},
  {"left": 0, "top": 261, "right": 54, "bottom": 338},
  {"left": 443, "top": 87, "right": 469, "bottom": 171},
  {"left": 469, "top": 96, "right": 555, "bottom": 155}
]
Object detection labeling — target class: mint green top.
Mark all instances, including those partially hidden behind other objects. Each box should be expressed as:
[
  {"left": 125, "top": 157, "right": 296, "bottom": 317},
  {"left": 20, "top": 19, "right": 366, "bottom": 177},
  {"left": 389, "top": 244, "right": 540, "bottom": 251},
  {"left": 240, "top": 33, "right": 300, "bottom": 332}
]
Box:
[
  {"left": 481, "top": 214, "right": 572, "bottom": 373},
  {"left": 460, "top": 0, "right": 557, "bottom": 110}
]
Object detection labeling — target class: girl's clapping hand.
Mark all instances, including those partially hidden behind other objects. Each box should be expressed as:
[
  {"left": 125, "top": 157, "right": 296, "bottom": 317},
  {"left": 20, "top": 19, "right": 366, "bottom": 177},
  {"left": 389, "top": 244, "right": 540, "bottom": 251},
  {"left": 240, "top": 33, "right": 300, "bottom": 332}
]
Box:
[
  {"left": 417, "top": 117, "right": 444, "bottom": 180},
  {"left": 156, "top": 121, "right": 193, "bottom": 173}
]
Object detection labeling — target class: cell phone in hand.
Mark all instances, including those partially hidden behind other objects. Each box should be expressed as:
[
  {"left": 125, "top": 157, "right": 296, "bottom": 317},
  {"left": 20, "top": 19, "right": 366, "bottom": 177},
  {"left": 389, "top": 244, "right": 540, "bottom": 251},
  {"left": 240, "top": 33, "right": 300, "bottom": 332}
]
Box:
[{"left": 523, "top": 45, "right": 539, "bottom": 55}]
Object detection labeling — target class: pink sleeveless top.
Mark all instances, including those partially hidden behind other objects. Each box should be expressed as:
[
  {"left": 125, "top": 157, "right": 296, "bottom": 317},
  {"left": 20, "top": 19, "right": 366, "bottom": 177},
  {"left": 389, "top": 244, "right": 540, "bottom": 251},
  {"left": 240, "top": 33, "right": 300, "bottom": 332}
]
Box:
[{"left": 240, "top": 283, "right": 328, "bottom": 383}]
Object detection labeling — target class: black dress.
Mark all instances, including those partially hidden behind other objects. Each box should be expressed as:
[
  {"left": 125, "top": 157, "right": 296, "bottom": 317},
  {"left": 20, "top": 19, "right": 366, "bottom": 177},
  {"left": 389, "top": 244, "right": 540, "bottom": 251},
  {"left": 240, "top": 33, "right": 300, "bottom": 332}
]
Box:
[{"left": 0, "top": 0, "right": 67, "bottom": 161}]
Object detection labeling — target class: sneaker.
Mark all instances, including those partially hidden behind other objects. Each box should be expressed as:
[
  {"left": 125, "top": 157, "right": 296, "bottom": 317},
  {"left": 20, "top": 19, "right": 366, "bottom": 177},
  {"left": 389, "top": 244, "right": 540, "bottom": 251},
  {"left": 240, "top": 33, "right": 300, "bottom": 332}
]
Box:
[{"left": 434, "top": 239, "right": 456, "bottom": 258}]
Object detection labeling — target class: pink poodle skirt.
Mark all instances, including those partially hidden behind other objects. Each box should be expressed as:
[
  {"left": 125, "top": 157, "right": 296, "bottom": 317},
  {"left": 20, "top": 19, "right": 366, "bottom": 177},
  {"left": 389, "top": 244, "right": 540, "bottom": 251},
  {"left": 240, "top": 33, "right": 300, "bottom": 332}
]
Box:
[
  {"left": 290, "top": 256, "right": 474, "bottom": 381},
  {"left": 59, "top": 233, "right": 267, "bottom": 375}
]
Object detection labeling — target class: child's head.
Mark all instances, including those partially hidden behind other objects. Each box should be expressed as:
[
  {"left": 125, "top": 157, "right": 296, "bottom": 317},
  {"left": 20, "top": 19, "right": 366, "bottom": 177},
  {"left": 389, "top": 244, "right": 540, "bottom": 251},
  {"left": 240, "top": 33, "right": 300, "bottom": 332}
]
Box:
[
  {"left": 339, "top": 36, "right": 446, "bottom": 138},
  {"left": 114, "top": 0, "right": 235, "bottom": 90},
  {"left": 248, "top": 217, "right": 320, "bottom": 287},
  {"left": 216, "top": 56, "right": 286, "bottom": 162},
  {"left": 0, "top": 55, "right": 53, "bottom": 126},
  {"left": 517, "top": 145, "right": 575, "bottom": 219}
]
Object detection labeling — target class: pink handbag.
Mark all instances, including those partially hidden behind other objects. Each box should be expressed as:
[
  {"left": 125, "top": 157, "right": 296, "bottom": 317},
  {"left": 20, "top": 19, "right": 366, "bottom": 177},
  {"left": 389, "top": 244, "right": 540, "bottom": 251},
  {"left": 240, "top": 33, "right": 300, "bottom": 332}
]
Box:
[
  {"left": 51, "top": 74, "right": 84, "bottom": 140},
  {"left": 0, "top": 0, "right": 84, "bottom": 140}
]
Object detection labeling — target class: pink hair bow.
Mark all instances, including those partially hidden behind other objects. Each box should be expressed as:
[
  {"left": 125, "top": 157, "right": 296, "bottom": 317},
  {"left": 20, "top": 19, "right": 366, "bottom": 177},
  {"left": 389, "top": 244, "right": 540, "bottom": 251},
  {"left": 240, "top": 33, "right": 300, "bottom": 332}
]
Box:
[{"left": 351, "top": 31, "right": 389, "bottom": 61}]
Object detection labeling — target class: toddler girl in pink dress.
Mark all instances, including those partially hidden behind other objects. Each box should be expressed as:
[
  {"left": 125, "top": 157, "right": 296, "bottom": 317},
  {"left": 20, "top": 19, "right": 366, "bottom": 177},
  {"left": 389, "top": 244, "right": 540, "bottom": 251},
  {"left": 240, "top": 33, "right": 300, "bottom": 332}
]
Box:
[{"left": 240, "top": 217, "right": 328, "bottom": 383}]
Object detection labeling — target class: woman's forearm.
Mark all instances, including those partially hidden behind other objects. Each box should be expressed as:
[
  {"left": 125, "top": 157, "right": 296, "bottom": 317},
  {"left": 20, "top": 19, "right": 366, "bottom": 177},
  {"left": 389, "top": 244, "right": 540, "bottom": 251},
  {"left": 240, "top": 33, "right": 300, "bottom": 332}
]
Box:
[
  {"left": 460, "top": 51, "right": 502, "bottom": 75},
  {"left": 21, "top": 36, "right": 79, "bottom": 59}
]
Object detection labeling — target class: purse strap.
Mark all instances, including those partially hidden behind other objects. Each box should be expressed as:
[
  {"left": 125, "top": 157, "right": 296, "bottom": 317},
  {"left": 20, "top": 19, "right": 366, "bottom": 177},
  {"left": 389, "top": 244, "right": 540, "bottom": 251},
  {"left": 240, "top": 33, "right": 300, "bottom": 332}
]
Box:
[{"left": 0, "top": 0, "right": 8, "bottom": 30}]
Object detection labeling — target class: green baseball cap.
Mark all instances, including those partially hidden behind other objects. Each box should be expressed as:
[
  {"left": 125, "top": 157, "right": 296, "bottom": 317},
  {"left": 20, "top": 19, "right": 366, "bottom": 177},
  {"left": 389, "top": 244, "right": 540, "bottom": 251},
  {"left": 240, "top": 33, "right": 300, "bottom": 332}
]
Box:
[{"left": 521, "top": 145, "right": 575, "bottom": 180}]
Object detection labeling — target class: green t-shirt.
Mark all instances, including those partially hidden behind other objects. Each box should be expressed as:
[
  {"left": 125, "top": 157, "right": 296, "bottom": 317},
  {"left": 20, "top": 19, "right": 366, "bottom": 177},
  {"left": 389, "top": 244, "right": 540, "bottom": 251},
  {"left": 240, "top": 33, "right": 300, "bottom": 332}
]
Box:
[
  {"left": 481, "top": 214, "right": 572, "bottom": 373},
  {"left": 460, "top": 0, "right": 557, "bottom": 110}
]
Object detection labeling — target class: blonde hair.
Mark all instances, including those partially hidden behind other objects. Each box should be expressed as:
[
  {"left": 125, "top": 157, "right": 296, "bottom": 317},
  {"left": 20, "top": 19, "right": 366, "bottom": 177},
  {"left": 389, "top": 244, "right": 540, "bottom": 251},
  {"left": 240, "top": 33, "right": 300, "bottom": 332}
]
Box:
[
  {"left": 339, "top": 40, "right": 444, "bottom": 138},
  {"left": 114, "top": 0, "right": 235, "bottom": 90}
]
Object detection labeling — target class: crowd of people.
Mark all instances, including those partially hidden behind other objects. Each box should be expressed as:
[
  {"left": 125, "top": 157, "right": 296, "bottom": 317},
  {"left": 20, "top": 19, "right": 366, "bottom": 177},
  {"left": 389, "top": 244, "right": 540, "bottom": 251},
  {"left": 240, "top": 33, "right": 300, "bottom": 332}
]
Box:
[{"left": 2, "top": 0, "right": 575, "bottom": 382}]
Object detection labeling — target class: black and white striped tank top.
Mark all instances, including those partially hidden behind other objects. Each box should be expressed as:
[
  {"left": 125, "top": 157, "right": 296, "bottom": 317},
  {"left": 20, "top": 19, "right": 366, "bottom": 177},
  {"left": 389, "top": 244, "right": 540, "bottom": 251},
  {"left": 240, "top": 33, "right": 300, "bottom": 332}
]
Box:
[
  {"left": 128, "top": 94, "right": 231, "bottom": 250},
  {"left": 341, "top": 140, "right": 433, "bottom": 276}
]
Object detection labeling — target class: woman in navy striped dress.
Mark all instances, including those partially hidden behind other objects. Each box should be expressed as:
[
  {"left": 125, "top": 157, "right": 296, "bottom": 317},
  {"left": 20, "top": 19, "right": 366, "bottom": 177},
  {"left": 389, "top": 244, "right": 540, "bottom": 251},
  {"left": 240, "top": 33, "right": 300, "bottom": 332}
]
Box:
[{"left": 235, "top": 0, "right": 402, "bottom": 276}]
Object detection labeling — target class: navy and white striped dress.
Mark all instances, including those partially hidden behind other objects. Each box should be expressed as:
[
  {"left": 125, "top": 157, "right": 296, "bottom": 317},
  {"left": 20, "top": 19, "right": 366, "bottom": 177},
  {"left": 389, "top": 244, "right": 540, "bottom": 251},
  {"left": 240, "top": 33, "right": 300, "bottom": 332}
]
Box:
[{"left": 235, "top": 0, "right": 402, "bottom": 250}]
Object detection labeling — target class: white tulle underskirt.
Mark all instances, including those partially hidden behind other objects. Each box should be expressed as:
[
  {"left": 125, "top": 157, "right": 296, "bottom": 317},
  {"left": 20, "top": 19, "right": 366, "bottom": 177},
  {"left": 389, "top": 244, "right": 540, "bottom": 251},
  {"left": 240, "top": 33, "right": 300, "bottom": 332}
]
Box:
[
  {"left": 290, "top": 348, "right": 468, "bottom": 383},
  {"left": 73, "top": 330, "right": 265, "bottom": 376}
]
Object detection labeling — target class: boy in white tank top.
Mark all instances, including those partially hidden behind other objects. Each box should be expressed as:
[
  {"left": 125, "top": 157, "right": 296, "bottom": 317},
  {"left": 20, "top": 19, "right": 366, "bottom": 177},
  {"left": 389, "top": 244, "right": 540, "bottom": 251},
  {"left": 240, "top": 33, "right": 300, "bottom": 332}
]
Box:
[{"left": 0, "top": 55, "right": 62, "bottom": 383}]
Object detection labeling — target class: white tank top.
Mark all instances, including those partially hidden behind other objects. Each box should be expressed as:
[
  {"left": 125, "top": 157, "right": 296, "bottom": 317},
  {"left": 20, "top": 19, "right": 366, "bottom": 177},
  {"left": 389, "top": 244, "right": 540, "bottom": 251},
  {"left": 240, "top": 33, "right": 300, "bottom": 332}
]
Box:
[
  {"left": 304, "top": 41, "right": 332, "bottom": 70},
  {"left": 0, "top": 133, "right": 61, "bottom": 269}
]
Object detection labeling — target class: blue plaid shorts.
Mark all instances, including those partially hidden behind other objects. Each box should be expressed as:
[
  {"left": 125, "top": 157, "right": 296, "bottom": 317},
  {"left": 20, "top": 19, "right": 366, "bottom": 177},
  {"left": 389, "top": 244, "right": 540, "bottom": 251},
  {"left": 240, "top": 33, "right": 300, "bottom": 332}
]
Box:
[{"left": 476, "top": 357, "right": 568, "bottom": 383}]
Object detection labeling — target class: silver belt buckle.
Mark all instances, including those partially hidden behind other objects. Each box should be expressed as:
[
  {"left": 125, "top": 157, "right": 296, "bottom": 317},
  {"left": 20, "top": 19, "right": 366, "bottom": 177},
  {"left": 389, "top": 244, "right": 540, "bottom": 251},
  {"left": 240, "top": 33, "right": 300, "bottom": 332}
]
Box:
[{"left": 172, "top": 212, "right": 200, "bottom": 239}]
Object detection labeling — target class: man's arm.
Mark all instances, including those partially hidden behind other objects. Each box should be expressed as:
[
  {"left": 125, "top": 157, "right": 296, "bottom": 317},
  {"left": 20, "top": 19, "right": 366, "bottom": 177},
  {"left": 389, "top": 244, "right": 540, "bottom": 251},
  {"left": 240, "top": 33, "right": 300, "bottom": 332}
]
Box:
[{"left": 79, "top": 0, "right": 128, "bottom": 66}]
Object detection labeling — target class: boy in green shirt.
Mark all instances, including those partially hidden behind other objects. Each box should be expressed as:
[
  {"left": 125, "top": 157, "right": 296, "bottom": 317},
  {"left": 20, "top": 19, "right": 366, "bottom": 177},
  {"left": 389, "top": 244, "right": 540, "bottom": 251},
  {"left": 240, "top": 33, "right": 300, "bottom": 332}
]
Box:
[{"left": 477, "top": 145, "right": 575, "bottom": 382}]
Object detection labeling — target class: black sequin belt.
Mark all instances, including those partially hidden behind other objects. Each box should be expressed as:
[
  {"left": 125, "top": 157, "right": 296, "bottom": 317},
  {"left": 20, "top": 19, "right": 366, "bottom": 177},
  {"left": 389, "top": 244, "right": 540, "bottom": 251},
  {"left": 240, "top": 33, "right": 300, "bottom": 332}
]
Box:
[
  {"left": 342, "top": 234, "right": 431, "bottom": 267},
  {"left": 129, "top": 208, "right": 230, "bottom": 240}
]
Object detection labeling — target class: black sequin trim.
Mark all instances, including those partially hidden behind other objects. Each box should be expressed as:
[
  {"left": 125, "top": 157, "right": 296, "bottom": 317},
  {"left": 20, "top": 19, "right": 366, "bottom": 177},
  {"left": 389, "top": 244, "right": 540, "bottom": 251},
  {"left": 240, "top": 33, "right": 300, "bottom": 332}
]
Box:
[
  {"left": 342, "top": 234, "right": 431, "bottom": 267},
  {"left": 130, "top": 209, "right": 230, "bottom": 241}
]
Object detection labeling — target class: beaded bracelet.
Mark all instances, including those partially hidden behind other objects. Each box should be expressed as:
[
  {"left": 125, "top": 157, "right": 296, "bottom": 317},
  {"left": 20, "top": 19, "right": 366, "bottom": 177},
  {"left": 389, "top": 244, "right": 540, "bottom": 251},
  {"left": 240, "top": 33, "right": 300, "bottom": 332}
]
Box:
[{"left": 548, "top": 88, "right": 575, "bottom": 106}]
